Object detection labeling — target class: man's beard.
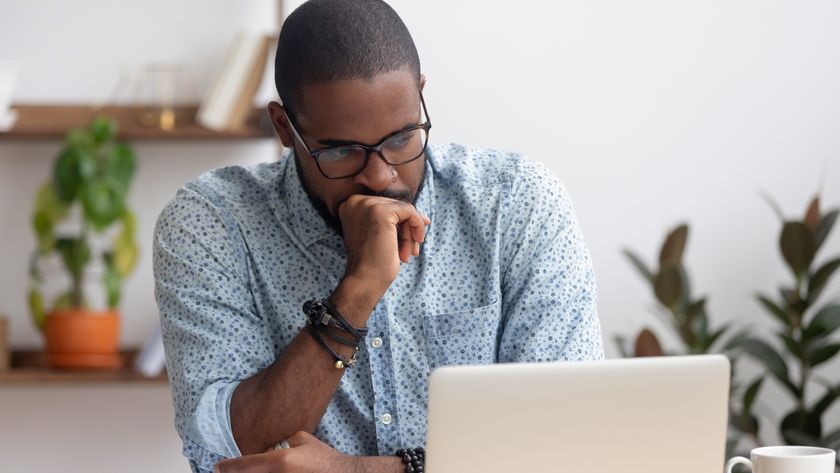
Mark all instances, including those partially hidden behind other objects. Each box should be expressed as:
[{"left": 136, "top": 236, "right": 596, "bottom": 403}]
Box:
[{"left": 294, "top": 153, "right": 426, "bottom": 235}]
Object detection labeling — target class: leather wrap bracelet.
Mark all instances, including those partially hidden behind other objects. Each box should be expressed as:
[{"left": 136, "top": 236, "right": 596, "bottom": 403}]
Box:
[{"left": 303, "top": 299, "right": 367, "bottom": 369}]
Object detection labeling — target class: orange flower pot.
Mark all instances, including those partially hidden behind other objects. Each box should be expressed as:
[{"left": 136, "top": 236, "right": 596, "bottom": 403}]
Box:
[{"left": 44, "top": 309, "right": 123, "bottom": 369}]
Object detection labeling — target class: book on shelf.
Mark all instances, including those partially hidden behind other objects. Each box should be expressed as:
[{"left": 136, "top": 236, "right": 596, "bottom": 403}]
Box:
[
  {"left": 198, "top": 32, "right": 272, "bottom": 131},
  {"left": 134, "top": 323, "right": 166, "bottom": 378}
]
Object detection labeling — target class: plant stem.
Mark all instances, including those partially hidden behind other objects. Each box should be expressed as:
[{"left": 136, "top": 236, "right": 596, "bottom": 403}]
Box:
[
  {"left": 72, "top": 229, "right": 88, "bottom": 307},
  {"left": 798, "top": 335, "right": 808, "bottom": 412}
]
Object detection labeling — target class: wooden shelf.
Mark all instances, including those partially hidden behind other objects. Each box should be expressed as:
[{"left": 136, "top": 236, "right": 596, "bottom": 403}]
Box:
[
  {"left": 0, "top": 104, "right": 275, "bottom": 141},
  {"left": 0, "top": 349, "right": 168, "bottom": 385}
]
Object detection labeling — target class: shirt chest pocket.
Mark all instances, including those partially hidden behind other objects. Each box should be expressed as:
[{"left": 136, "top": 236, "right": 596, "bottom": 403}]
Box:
[{"left": 421, "top": 299, "right": 502, "bottom": 369}]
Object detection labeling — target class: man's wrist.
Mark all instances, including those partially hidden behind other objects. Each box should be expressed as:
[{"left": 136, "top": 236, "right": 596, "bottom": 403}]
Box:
[
  {"left": 330, "top": 276, "right": 387, "bottom": 327},
  {"left": 352, "top": 455, "right": 404, "bottom": 473}
]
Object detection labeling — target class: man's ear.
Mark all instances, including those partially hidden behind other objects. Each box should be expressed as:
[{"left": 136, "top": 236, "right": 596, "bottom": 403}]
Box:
[
  {"left": 419, "top": 74, "right": 427, "bottom": 93},
  {"left": 267, "top": 101, "right": 294, "bottom": 148}
]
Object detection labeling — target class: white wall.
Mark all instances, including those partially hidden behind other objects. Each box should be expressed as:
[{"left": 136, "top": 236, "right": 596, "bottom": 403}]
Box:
[{"left": 1, "top": 0, "right": 839, "bottom": 471}]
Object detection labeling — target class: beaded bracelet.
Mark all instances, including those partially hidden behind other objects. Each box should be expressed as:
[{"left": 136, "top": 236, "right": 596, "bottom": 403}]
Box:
[{"left": 395, "top": 447, "right": 425, "bottom": 473}]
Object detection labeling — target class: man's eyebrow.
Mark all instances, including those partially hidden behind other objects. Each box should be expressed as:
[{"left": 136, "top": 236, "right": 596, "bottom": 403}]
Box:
[{"left": 316, "top": 121, "right": 419, "bottom": 147}]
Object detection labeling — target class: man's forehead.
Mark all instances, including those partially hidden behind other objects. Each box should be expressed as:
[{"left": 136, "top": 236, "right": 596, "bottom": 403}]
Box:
[{"left": 294, "top": 69, "right": 420, "bottom": 138}]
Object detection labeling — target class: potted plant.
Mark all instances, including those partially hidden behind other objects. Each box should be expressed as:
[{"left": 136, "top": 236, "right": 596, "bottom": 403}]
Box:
[
  {"left": 741, "top": 194, "right": 840, "bottom": 459},
  {"left": 27, "top": 116, "right": 138, "bottom": 369},
  {"left": 619, "top": 223, "right": 752, "bottom": 457}
]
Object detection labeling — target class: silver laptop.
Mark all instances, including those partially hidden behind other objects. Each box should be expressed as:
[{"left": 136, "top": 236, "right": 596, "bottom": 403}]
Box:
[{"left": 425, "top": 355, "right": 730, "bottom": 473}]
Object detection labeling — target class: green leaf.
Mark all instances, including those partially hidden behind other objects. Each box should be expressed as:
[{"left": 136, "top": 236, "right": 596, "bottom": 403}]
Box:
[
  {"left": 32, "top": 183, "right": 68, "bottom": 254},
  {"left": 823, "top": 426, "right": 840, "bottom": 448},
  {"left": 808, "top": 257, "right": 840, "bottom": 304},
  {"left": 622, "top": 249, "right": 654, "bottom": 283},
  {"left": 53, "top": 147, "right": 96, "bottom": 202},
  {"left": 64, "top": 127, "right": 91, "bottom": 149},
  {"left": 721, "top": 328, "right": 752, "bottom": 353},
  {"left": 31, "top": 210, "right": 54, "bottom": 254},
  {"left": 34, "top": 182, "right": 70, "bottom": 221},
  {"left": 634, "top": 329, "right": 664, "bottom": 357},
  {"left": 654, "top": 265, "right": 683, "bottom": 308},
  {"left": 81, "top": 176, "right": 126, "bottom": 230},
  {"left": 742, "top": 339, "right": 799, "bottom": 397},
  {"left": 743, "top": 377, "right": 764, "bottom": 414},
  {"left": 804, "top": 196, "right": 821, "bottom": 233},
  {"left": 678, "top": 266, "right": 692, "bottom": 307},
  {"left": 756, "top": 293, "right": 791, "bottom": 327},
  {"left": 687, "top": 311, "right": 708, "bottom": 352},
  {"left": 780, "top": 222, "right": 816, "bottom": 278},
  {"left": 55, "top": 238, "right": 90, "bottom": 281},
  {"left": 731, "top": 413, "right": 759, "bottom": 436},
  {"left": 781, "top": 409, "right": 822, "bottom": 445},
  {"left": 803, "top": 304, "right": 840, "bottom": 343},
  {"left": 808, "top": 343, "right": 840, "bottom": 368},
  {"left": 113, "top": 235, "right": 138, "bottom": 277},
  {"left": 89, "top": 116, "right": 118, "bottom": 144},
  {"left": 110, "top": 210, "right": 139, "bottom": 277},
  {"left": 104, "top": 142, "right": 135, "bottom": 190},
  {"left": 120, "top": 209, "right": 137, "bottom": 238},
  {"left": 777, "top": 332, "right": 802, "bottom": 358},
  {"left": 102, "top": 252, "right": 122, "bottom": 308},
  {"left": 27, "top": 288, "right": 46, "bottom": 332},
  {"left": 702, "top": 322, "right": 730, "bottom": 352},
  {"left": 659, "top": 224, "right": 688, "bottom": 267},
  {"left": 686, "top": 297, "right": 706, "bottom": 322},
  {"left": 811, "top": 383, "right": 839, "bottom": 417},
  {"left": 815, "top": 209, "right": 838, "bottom": 250}
]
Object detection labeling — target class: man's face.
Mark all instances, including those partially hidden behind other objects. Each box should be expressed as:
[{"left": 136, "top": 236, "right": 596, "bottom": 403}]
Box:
[{"left": 268, "top": 67, "right": 427, "bottom": 229}]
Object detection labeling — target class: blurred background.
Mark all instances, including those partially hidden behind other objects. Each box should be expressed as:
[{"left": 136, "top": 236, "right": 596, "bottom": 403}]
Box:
[{"left": 0, "top": 0, "right": 838, "bottom": 471}]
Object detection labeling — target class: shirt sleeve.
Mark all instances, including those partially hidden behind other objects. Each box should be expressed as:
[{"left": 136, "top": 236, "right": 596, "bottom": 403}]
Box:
[
  {"left": 497, "top": 160, "right": 604, "bottom": 363},
  {"left": 153, "top": 184, "right": 275, "bottom": 472}
]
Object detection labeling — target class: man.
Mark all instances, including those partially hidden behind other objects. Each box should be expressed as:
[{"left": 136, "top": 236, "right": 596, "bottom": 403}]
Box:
[{"left": 153, "top": 1, "right": 604, "bottom": 472}]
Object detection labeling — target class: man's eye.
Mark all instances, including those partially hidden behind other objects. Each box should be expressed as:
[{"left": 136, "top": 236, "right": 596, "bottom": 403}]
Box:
[
  {"left": 386, "top": 133, "right": 411, "bottom": 148},
  {"left": 320, "top": 147, "right": 356, "bottom": 162}
]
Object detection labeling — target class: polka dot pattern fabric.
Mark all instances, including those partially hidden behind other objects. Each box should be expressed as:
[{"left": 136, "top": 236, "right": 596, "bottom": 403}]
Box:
[{"left": 153, "top": 142, "right": 604, "bottom": 472}]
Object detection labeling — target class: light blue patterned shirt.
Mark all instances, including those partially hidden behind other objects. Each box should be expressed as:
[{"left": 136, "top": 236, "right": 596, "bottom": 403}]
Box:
[{"left": 153, "top": 142, "right": 604, "bottom": 472}]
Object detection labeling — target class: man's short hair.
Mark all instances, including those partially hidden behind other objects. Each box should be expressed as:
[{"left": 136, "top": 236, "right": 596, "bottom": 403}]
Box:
[{"left": 275, "top": 0, "right": 421, "bottom": 117}]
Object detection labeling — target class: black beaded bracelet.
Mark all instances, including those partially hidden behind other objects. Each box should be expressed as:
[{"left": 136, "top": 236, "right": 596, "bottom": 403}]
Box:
[{"left": 395, "top": 447, "right": 425, "bottom": 473}]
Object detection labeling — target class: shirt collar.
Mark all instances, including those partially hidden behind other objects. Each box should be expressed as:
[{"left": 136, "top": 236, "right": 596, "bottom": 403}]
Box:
[
  {"left": 281, "top": 150, "right": 336, "bottom": 246},
  {"left": 280, "top": 147, "right": 437, "bottom": 248}
]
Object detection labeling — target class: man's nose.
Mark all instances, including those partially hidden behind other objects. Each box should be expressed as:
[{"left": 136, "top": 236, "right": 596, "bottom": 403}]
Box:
[{"left": 353, "top": 150, "right": 395, "bottom": 191}]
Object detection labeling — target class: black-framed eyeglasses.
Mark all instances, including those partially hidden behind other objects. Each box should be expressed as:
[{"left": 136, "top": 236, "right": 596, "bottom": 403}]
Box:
[{"left": 284, "top": 91, "right": 432, "bottom": 179}]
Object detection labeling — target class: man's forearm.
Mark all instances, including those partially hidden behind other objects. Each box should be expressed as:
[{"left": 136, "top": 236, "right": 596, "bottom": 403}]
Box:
[
  {"left": 230, "top": 278, "right": 383, "bottom": 455},
  {"left": 355, "top": 455, "right": 405, "bottom": 473}
]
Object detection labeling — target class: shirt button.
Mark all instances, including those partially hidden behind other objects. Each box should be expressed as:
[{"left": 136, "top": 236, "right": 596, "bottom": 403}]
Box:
[
  {"left": 381, "top": 413, "right": 393, "bottom": 425},
  {"left": 371, "top": 337, "right": 383, "bottom": 348}
]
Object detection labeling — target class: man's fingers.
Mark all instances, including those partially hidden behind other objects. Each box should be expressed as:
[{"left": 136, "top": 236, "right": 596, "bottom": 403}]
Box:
[
  {"left": 398, "top": 229, "right": 412, "bottom": 263},
  {"left": 396, "top": 207, "right": 428, "bottom": 245},
  {"left": 286, "top": 430, "right": 315, "bottom": 447},
  {"left": 345, "top": 195, "right": 430, "bottom": 241}
]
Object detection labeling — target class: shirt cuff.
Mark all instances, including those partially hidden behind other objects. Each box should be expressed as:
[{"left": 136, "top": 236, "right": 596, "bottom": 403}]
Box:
[{"left": 182, "top": 379, "right": 243, "bottom": 470}]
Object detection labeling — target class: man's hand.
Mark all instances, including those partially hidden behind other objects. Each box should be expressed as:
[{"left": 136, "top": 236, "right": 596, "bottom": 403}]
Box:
[
  {"left": 214, "top": 431, "right": 361, "bottom": 473},
  {"left": 338, "top": 194, "right": 430, "bottom": 289}
]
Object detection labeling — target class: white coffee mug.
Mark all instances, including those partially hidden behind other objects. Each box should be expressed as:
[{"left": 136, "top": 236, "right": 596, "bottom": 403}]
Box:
[{"left": 725, "top": 445, "right": 837, "bottom": 473}]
